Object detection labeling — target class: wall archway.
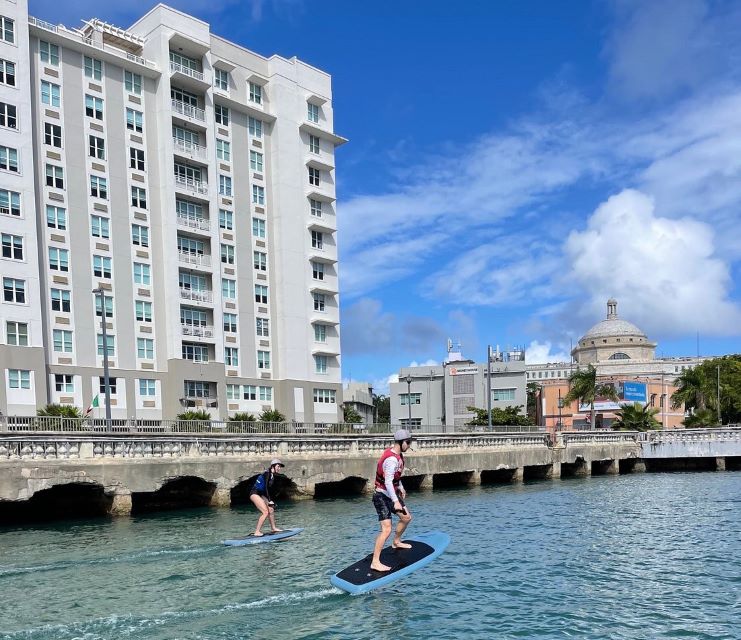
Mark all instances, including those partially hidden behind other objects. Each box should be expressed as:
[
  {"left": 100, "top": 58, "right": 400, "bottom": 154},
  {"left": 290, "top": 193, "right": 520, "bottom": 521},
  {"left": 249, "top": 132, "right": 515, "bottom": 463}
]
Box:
[
  {"left": 0, "top": 482, "right": 112, "bottom": 524},
  {"left": 131, "top": 476, "right": 216, "bottom": 514}
]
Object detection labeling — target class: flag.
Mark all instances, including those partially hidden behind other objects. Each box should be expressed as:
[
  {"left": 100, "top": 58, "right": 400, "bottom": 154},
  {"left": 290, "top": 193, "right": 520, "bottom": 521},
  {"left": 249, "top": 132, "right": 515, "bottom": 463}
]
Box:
[{"left": 85, "top": 394, "right": 100, "bottom": 416}]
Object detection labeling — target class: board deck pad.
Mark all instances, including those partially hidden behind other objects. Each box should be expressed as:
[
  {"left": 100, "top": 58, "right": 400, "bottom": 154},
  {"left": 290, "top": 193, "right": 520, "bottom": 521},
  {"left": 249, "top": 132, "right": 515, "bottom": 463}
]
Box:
[
  {"left": 222, "top": 527, "right": 303, "bottom": 546},
  {"left": 331, "top": 531, "right": 450, "bottom": 595}
]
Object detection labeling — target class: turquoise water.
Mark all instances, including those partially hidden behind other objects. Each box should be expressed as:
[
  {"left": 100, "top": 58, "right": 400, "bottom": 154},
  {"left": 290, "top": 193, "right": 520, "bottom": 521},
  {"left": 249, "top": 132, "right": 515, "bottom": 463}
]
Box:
[{"left": 1, "top": 472, "right": 739, "bottom": 639}]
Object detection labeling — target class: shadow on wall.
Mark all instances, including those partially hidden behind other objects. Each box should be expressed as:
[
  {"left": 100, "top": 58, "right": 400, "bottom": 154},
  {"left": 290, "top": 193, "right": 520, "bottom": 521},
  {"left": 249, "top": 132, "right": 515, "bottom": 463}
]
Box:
[{"left": 0, "top": 482, "right": 113, "bottom": 524}]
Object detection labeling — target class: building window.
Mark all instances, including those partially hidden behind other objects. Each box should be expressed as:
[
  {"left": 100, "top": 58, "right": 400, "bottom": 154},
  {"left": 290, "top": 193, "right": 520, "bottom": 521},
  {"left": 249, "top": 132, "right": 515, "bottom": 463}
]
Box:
[
  {"left": 249, "top": 82, "right": 262, "bottom": 104},
  {"left": 312, "top": 261, "right": 325, "bottom": 280},
  {"left": 131, "top": 224, "right": 149, "bottom": 247},
  {"left": 252, "top": 217, "right": 266, "bottom": 238},
  {"left": 130, "top": 148, "right": 145, "bottom": 171},
  {"left": 0, "top": 146, "right": 18, "bottom": 172},
  {"left": 85, "top": 95, "right": 103, "bottom": 120},
  {"left": 216, "top": 139, "right": 231, "bottom": 161},
  {"left": 307, "top": 102, "right": 320, "bottom": 123},
  {"left": 308, "top": 166, "right": 321, "bottom": 186},
  {"left": 8, "top": 369, "right": 30, "bottom": 389},
  {"left": 0, "top": 16, "right": 13, "bottom": 44},
  {"left": 253, "top": 251, "right": 267, "bottom": 271},
  {"left": 126, "top": 108, "right": 143, "bottom": 133},
  {"left": 313, "top": 388, "right": 335, "bottom": 403},
  {"left": 45, "top": 164, "right": 64, "bottom": 189},
  {"left": 313, "top": 292, "right": 325, "bottom": 312},
  {"left": 257, "top": 350, "right": 270, "bottom": 369},
  {"left": 256, "top": 317, "right": 269, "bottom": 337},
  {"left": 0, "top": 59, "right": 15, "bottom": 87},
  {"left": 94, "top": 294, "right": 113, "bottom": 318},
  {"left": 137, "top": 338, "right": 154, "bottom": 359},
  {"left": 215, "top": 104, "right": 229, "bottom": 125},
  {"left": 41, "top": 81, "right": 61, "bottom": 107},
  {"left": 133, "top": 262, "right": 151, "bottom": 285},
  {"left": 0, "top": 102, "right": 17, "bottom": 129},
  {"left": 92, "top": 255, "right": 112, "bottom": 279},
  {"left": 223, "top": 313, "right": 237, "bottom": 332},
  {"left": 243, "top": 385, "right": 256, "bottom": 400},
  {"left": 214, "top": 68, "right": 229, "bottom": 91},
  {"left": 135, "top": 300, "right": 152, "bottom": 322},
  {"left": 311, "top": 230, "right": 323, "bottom": 249},
  {"left": 131, "top": 186, "right": 147, "bottom": 209},
  {"left": 90, "top": 215, "right": 110, "bottom": 239},
  {"left": 492, "top": 388, "right": 516, "bottom": 402},
  {"left": 3, "top": 278, "right": 24, "bottom": 303},
  {"left": 124, "top": 71, "right": 142, "bottom": 95},
  {"left": 221, "top": 278, "right": 236, "bottom": 300},
  {"left": 6, "top": 321, "right": 28, "bottom": 346},
  {"left": 221, "top": 243, "right": 234, "bottom": 265},
  {"left": 250, "top": 151, "right": 263, "bottom": 172},
  {"left": 54, "top": 374, "right": 74, "bottom": 393},
  {"left": 182, "top": 342, "right": 209, "bottom": 362},
  {"left": 99, "top": 377, "right": 117, "bottom": 395},
  {"left": 139, "top": 379, "right": 156, "bottom": 396},
  {"left": 226, "top": 383, "right": 240, "bottom": 400},
  {"left": 400, "top": 393, "right": 421, "bottom": 406},
  {"left": 2, "top": 233, "right": 22, "bottom": 260},
  {"left": 248, "top": 116, "right": 262, "bottom": 138},
  {"left": 40, "top": 41, "right": 59, "bottom": 65},
  {"left": 48, "top": 247, "right": 69, "bottom": 272},
  {"left": 252, "top": 185, "right": 265, "bottom": 205},
  {"left": 259, "top": 386, "right": 272, "bottom": 401},
  {"left": 44, "top": 123, "right": 62, "bottom": 147},
  {"left": 254, "top": 284, "right": 268, "bottom": 304},
  {"left": 224, "top": 346, "right": 239, "bottom": 366},
  {"left": 310, "top": 199, "right": 322, "bottom": 217},
  {"left": 90, "top": 176, "right": 107, "bottom": 199},
  {"left": 219, "top": 209, "right": 233, "bottom": 230},
  {"left": 181, "top": 307, "right": 207, "bottom": 327},
  {"left": 84, "top": 56, "right": 102, "bottom": 80},
  {"left": 309, "top": 134, "right": 320, "bottom": 154},
  {"left": 53, "top": 329, "right": 73, "bottom": 353},
  {"left": 1, "top": 189, "right": 20, "bottom": 217},
  {"left": 219, "top": 175, "right": 232, "bottom": 196},
  {"left": 89, "top": 135, "right": 105, "bottom": 160},
  {"left": 51, "top": 288, "right": 71, "bottom": 312},
  {"left": 96, "top": 334, "right": 115, "bottom": 357},
  {"left": 170, "top": 51, "right": 200, "bottom": 72},
  {"left": 315, "top": 355, "right": 327, "bottom": 374},
  {"left": 314, "top": 324, "right": 326, "bottom": 342}
]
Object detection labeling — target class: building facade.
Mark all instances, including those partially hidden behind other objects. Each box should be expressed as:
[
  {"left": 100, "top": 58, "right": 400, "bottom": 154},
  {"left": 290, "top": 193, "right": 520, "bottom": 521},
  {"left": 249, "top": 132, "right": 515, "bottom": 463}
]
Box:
[
  {"left": 0, "top": 2, "right": 344, "bottom": 420},
  {"left": 342, "top": 382, "right": 374, "bottom": 424}
]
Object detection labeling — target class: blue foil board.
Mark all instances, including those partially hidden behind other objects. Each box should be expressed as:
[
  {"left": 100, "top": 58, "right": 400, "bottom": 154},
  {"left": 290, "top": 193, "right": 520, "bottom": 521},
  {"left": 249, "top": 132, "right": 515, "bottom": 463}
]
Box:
[
  {"left": 330, "top": 531, "right": 450, "bottom": 595},
  {"left": 222, "top": 527, "right": 303, "bottom": 546}
]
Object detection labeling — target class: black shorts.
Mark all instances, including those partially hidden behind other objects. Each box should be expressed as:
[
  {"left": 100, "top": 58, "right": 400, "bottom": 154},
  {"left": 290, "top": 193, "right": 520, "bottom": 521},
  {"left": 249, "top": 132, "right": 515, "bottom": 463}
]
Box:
[{"left": 372, "top": 491, "right": 404, "bottom": 521}]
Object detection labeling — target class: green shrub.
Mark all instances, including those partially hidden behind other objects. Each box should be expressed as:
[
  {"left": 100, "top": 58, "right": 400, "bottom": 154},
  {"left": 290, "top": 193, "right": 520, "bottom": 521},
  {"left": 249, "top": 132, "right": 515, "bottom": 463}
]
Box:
[
  {"left": 229, "top": 412, "right": 256, "bottom": 422},
  {"left": 258, "top": 409, "right": 286, "bottom": 423},
  {"left": 37, "top": 404, "right": 82, "bottom": 418},
  {"left": 176, "top": 410, "right": 211, "bottom": 421}
]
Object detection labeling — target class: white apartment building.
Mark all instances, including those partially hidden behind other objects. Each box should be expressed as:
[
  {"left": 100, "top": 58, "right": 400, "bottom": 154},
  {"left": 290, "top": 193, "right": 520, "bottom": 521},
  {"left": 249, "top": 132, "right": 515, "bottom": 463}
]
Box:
[{"left": 0, "top": 1, "right": 345, "bottom": 421}]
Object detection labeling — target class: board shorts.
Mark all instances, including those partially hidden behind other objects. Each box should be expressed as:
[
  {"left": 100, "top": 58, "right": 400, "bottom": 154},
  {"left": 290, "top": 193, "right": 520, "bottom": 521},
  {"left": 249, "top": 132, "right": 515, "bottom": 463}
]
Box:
[{"left": 372, "top": 491, "right": 404, "bottom": 521}]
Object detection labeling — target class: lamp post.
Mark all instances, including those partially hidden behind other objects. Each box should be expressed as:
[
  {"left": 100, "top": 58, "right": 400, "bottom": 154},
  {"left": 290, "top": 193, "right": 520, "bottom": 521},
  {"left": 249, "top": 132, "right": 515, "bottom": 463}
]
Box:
[
  {"left": 405, "top": 374, "right": 412, "bottom": 426},
  {"left": 92, "top": 288, "right": 112, "bottom": 432},
  {"left": 717, "top": 365, "right": 721, "bottom": 425},
  {"left": 557, "top": 389, "right": 563, "bottom": 431},
  {"left": 486, "top": 345, "right": 492, "bottom": 430}
]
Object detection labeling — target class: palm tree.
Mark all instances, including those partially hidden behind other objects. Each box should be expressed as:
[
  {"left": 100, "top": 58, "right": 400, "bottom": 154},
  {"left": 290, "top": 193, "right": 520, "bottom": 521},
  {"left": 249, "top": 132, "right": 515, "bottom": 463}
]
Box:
[
  {"left": 670, "top": 367, "right": 707, "bottom": 413},
  {"left": 563, "top": 365, "right": 618, "bottom": 428},
  {"left": 613, "top": 402, "right": 661, "bottom": 431},
  {"left": 683, "top": 407, "right": 718, "bottom": 428}
]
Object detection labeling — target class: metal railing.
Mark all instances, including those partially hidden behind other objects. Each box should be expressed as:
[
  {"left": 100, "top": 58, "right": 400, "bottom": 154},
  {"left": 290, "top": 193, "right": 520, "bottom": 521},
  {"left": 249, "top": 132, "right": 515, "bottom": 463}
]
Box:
[
  {"left": 170, "top": 61, "right": 205, "bottom": 82},
  {"left": 176, "top": 213, "right": 210, "bottom": 231},
  {"left": 174, "top": 174, "right": 208, "bottom": 195},
  {"left": 177, "top": 251, "right": 211, "bottom": 268},
  {"left": 171, "top": 99, "right": 206, "bottom": 122},
  {"left": 179, "top": 287, "right": 212, "bottom": 303},
  {"left": 181, "top": 324, "right": 214, "bottom": 338},
  {"left": 172, "top": 137, "right": 207, "bottom": 160}
]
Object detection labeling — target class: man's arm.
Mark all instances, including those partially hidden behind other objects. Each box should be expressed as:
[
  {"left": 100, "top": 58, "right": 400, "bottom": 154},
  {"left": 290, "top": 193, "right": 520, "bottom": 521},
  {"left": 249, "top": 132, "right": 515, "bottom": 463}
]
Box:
[{"left": 382, "top": 457, "right": 400, "bottom": 503}]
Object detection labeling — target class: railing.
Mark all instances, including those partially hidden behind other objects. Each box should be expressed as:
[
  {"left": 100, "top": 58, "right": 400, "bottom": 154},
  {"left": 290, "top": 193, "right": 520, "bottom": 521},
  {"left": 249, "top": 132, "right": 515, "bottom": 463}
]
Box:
[
  {"left": 643, "top": 427, "right": 741, "bottom": 445},
  {"left": 562, "top": 431, "right": 642, "bottom": 444},
  {"left": 174, "top": 174, "right": 208, "bottom": 195},
  {"left": 179, "top": 287, "right": 212, "bottom": 303},
  {"left": 178, "top": 250, "right": 211, "bottom": 268},
  {"left": 181, "top": 324, "right": 214, "bottom": 338},
  {"left": 171, "top": 99, "right": 206, "bottom": 122},
  {"left": 172, "top": 137, "right": 207, "bottom": 160},
  {"left": 176, "top": 214, "right": 210, "bottom": 231},
  {"left": 170, "top": 61, "right": 205, "bottom": 82}
]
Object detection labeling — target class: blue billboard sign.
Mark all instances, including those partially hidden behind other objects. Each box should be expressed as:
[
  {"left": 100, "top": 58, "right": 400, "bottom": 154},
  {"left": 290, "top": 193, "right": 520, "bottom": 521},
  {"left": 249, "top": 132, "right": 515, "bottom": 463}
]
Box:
[{"left": 622, "top": 381, "right": 647, "bottom": 403}]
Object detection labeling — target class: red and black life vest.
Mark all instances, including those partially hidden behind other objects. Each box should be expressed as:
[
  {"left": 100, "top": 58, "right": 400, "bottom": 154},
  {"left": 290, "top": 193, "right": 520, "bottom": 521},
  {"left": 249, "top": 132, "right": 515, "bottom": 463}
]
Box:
[{"left": 374, "top": 448, "right": 404, "bottom": 490}]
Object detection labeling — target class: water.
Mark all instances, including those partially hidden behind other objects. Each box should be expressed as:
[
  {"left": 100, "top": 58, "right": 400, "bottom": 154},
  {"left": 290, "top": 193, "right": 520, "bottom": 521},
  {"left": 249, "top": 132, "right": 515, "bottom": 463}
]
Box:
[{"left": 1, "top": 473, "right": 739, "bottom": 639}]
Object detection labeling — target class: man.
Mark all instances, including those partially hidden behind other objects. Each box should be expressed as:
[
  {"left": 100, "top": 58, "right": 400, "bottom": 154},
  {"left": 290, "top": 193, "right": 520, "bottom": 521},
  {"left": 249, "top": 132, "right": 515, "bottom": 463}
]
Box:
[
  {"left": 370, "top": 429, "right": 413, "bottom": 572},
  {"left": 249, "top": 458, "right": 285, "bottom": 536}
]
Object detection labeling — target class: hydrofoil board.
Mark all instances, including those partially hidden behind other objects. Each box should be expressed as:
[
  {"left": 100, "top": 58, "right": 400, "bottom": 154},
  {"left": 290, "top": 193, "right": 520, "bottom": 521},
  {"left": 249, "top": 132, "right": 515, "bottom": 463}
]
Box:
[{"left": 222, "top": 528, "right": 303, "bottom": 546}]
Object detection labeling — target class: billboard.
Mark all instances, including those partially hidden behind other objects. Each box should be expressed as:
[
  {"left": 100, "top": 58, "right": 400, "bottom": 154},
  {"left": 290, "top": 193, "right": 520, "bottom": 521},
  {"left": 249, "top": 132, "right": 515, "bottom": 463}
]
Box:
[{"left": 579, "top": 381, "right": 648, "bottom": 412}]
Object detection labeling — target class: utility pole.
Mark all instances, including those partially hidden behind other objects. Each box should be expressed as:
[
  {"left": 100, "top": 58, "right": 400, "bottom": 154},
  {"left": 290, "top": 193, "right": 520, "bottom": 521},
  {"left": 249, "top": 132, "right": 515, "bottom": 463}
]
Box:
[
  {"left": 487, "top": 345, "right": 492, "bottom": 430},
  {"left": 717, "top": 365, "right": 721, "bottom": 425}
]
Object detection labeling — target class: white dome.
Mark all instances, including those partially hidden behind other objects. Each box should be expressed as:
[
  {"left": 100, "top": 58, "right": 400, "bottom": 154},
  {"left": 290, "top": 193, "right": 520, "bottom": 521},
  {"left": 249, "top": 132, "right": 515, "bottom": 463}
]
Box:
[{"left": 580, "top": 299, "right": 647, "bottom": 341}]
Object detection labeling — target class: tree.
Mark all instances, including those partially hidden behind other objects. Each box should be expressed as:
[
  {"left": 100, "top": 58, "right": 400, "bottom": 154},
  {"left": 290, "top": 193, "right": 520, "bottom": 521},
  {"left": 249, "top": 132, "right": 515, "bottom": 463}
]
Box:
[
  {"left": 258, "top": 409, "right": 286, "bottom": 423},
  {"left": 683, "top": 408, "right": 718, "bottom": 429},
  {"left": 671, "top": 356, "right": 741, "bottom": 426},
  {"left": 466, "top": 405, "right": 533, "bottom": 427},
  {"left": 563, "top": 365, "right": 618, "bottom": 429},
  {"left": 526, "top": 382, "right": 540, "bottom": 424},
  {"left": 373, "top": 394, "right": 390, "bottom": 424},
  {"left": 342, "top": 405, "right": 363, "bottom": 423},
  {"left": 177, "top": 410, "right": 210, "bottom": 421},
  {"left": 37, "top": 404, "right": 82, "bottom": 418},
  {"left": 671, "top": 367, "right": 708, "bottom": 413},
  {"left": 613, "top": 402, "right": 661, "bottom": 431}
]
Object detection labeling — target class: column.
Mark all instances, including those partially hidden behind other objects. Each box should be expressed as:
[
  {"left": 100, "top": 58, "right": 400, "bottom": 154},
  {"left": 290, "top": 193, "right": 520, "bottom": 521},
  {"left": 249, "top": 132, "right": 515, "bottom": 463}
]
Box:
[
  {"left": 109, "top": 492, "right": 132, "bottom": 516},
  {"left": 466, "top": 470, "right": 481, "bottom": 486},
  {"left": 716, "top": 457, "right": 726, "bottom": 471},
  {"left": 419, "top": 474, "right": 434, "bottom": 490},
  {"left": 606, "top": 459, "right": 620, "bottom": 475},
  {"left": 512, "top": 467, "right": 524, "bottom": 483},
  {"left": 548, "top": 462, "right": 561, "bottom": 479},
  {"left": 209, "top": 483, "right": 232, "bottom": 508}
]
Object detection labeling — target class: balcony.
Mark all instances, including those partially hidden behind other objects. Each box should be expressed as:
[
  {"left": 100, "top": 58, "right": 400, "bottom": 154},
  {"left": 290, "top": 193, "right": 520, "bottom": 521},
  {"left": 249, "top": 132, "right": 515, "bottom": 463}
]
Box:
[
  {"left": 174, "top": 174, "right": 209, "bottom": 197},
  {"left": 178, "top": 251, "right": 212, "bottom": 268},
  {"left": 181, "top": 324, "right": 214, "bottom": 338},
  {"left": 179, "top": 288, "right": 212, "bottom": 303},
  {"left": 170, "top": 61, "right": 204, "bottom": 82},
  {"left": 171, "top": 99, "right": 206, "bottom": 123},
  {"left": 176, "top": 213, "right": 210, "bottom": 232},
  {"left": 173, "top": 137, "right": 207, "bottom": 162}
]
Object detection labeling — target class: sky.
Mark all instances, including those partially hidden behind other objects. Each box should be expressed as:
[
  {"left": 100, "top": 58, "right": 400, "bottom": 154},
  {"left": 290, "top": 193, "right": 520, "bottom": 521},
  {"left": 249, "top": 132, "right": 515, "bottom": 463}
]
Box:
[{"left": 30, "top": 0, "right": 741, "bottom": 393}]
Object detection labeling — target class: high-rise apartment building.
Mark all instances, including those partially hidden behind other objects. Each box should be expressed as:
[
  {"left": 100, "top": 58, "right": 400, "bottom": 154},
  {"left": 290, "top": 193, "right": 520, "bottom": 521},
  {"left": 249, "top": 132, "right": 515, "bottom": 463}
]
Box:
[{"left": 0, "top": 1, "right": 345, "bottom": 421}]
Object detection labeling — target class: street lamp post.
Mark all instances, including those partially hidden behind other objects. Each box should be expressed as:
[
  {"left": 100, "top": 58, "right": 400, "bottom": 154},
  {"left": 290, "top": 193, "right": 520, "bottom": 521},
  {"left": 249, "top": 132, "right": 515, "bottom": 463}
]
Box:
[
  {"left": 405, "top": 374, "right": 412, "bottom": 426},
  {"left": 486, "top": 345, "right": 492, "bottom": 430},
  {"left": 92, "top": 288, "right": 112, "bottom": 432},
  {"left": 557, "top": 389, "right": 563, "bottom": 431}
]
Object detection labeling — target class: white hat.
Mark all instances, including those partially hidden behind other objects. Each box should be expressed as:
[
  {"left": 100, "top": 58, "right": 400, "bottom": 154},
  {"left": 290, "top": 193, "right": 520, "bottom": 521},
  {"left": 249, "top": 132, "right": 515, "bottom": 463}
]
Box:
[
  {"left": 270, "top": 458, "right": 284, "bottom": 467},
  {"left": 394, "top": 429, "right": 412, "bottom": 442}
]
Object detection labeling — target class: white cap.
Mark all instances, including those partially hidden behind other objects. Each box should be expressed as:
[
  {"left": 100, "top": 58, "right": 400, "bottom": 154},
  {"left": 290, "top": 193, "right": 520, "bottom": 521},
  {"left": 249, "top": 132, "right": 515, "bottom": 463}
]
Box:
[
  {"left": 270, "top": 458, "right": 284, "bottom": 467},
  {"left": 394, "top": 429, "right": 412, "bottom": 442}
]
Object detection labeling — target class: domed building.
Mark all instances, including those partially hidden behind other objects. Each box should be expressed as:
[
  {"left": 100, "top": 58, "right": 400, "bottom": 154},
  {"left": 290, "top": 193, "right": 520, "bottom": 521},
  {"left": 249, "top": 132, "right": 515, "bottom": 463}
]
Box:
[{"left": 571, "top": 299, "right": 656, "bottom": 365}]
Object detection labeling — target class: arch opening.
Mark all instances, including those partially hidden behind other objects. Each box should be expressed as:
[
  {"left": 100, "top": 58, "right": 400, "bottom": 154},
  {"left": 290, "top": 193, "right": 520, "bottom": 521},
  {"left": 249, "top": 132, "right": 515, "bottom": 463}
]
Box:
[
  {"left": 131, "top": 476, "right": 216, "bottom": 514},
  {"left": 230, "top": 474, "right": 299, "bottom": 505},
  {"left": 481, "top": 468, "right": 518, "bottom": 484},
  {"left": 432, "top": 471, "right": 474, "bottom": 489},
  {"left": 0, "top": 482, "right": 112, "bottom": 524},
  {"left": 313, "top": 476, "right": 368, "bottom": 499}
]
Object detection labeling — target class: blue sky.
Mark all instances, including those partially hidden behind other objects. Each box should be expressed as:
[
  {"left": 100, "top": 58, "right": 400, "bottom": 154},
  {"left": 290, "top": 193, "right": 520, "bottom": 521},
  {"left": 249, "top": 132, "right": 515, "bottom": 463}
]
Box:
[{"left": 31, "top": 0, "right": 741, "bottom": 392}]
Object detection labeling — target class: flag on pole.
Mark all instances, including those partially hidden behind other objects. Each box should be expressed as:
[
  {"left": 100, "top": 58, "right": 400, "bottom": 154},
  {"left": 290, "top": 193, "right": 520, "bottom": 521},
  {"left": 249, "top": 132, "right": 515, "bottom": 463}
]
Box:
[{"left": 85, "top": 394, "right": 100, "bottom": 416}]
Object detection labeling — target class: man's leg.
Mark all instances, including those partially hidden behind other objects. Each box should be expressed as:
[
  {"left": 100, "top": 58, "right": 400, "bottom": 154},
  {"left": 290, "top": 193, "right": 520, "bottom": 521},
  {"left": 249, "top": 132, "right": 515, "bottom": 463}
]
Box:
[
  {"left": 370, "top": 519, "right": 392, "bottom": 571},
  {"left": 392, "top": 505, "right": 412, "bottom": 549}
]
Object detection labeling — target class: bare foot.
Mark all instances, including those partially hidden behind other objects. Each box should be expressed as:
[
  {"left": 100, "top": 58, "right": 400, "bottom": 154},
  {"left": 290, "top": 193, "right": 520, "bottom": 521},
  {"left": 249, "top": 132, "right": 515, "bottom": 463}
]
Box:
[
  {"left": 270, "top": 529, "right": 284, "bottom": 533},
  {"left": 370, "top": 563, "right": 392, "bottom": 572},
  {"left": 392, "top": 540, "right": 412, "bottom": 549},
  {"left": 253, "top": 532, "right": 264, "bottom": 537}
]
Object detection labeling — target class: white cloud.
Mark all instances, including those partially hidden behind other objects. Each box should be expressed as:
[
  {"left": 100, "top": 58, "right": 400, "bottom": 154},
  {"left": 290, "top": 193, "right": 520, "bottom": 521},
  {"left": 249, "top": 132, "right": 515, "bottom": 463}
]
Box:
[
  {"left": 525, "top": 341, "right": 571, "bottom": 364},
  {"left": 409, "top": 359, "right": 439, "bottom": 367}
]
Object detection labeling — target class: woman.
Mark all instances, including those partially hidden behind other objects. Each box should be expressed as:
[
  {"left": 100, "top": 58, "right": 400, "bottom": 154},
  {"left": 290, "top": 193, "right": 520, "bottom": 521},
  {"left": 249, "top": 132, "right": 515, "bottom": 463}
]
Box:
[{"left": 250, "top": 458, "right": 285, "bottom": 536}]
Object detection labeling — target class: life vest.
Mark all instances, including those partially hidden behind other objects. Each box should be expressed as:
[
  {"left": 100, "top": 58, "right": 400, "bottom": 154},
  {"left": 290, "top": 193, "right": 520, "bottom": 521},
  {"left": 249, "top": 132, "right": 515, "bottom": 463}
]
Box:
[
  {"left": 253, "top": 470, "right": 271, "bottom": 494},
  {"left": 375, "top": 448, "right": 404, "bottom": 490}
]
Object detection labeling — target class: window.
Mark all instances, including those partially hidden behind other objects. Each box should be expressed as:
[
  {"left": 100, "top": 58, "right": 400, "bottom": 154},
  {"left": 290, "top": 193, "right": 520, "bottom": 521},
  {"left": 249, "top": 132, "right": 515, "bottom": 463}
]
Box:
[
  {"left": 135, "top": 300, "right": 152, "bottom": 322},
  {"left": 90, "top": 176, "right": 107, "bottom": 199},
  {"left": 224, "top": 347, "right": 239, "bottom": 366},
  {"left": 174, "top": 162, "right": 202, "bottom": 183},
  {"left": 2, "top": 233, "right": 22, "bottom": 260},
  {"left": 248, "top": 116, "right": 262, "bottom": 138},
  {"left": 222, "top": 278, "right": 236, "bottom": 299},
  {"left": 249, "top": 82, "right": 262, "bottom": 104},
  {"left": 307, "top": 102, "right": 320, "bottom": 123},
  {"left": 0, "top": 102, "right": 17, "bottom": 129},
  {"left": 53, "top": 329, "right": 73, "bottom": 353},
  {"left": 178, "top": 235, "right": 204, "bottom": 256},
  {"left": 311, "top": 230, "right": 323, "bottom": 249},
  {"left": 41, "top": 81, "right": 60, "bottom": 107},
  {"left": 84, "top": 56, "right": 102, "bottom": 80},
  {"left": 129, "top": 148, "right": 145, "bottom": 171},
  {"left": 219, "top": 175, "right": 232, "bottom": 196},
  {"left": 256, "top": 317, "right": 269, "bottom": 337},
  {"left": 181, "top": 307, "right": 207, "bottom": 327},
  {"left": 133, "top": 262, "right": 151, "bottom": 285},
  {"left": 315, "top": 355, "right": 327, "bottom": 374},
  {"left": 259, "top": 386, "right": 272, "bottom": 401},
  {"left": 250, "top": 151, "right": 263, "bottom": 172},
  {"left": 139, "top": 379, "right": 156, "bottom": 396},
  {"left": 124, "top": 71, "right": 142, "bottom": 95},
  {"left": 0, "top": 146, "right": 18, "bottom": 172},
  {"left": 313, "top": 292, "right": 325, "bottom": 312},
  {"left": 219, "top": 209, "right": 233, "bottom": 230},
  {"left": 223, "top": 313, "right": 237, "bottom": 332},
  {"left": 51, "top": 288, "right": 71, "bottom": 312},
  {"left": 88, "top": 215, "right": 110, "bottom": 239},
  {"left": 215, "top": 104, "right": 229, "bottom": 125},
  {"left": 8, "top": 369, "right": 30, "bottom": 389},
  {"left": 257, "top": 350, "right": 270, "bottom": 369},
  {"left": 137, "top": 338, "right": 154, "bottom": 359},
  {"left": 226, "top": 384, "right": 240, "bottom": 400},
  {"left": 313, "top": 388, "right": 336, "bottom": 403},
  {"left": 221, "top": 243, "right": 234, "bottom": 264},
  {"left": 131, "top": 186, "right": 147, "bottom": 209},
  {"left": 308, "top": 166, "right": 321, "bottom": 186},
  {"left": 252, "top": 217, "right": 266, "bottom": 238},
  {"left": 44, "top": 123, "right": 62, "bottom": 147},
  {"left": 216, "top": 139, "right": 230, "bottom": 161},
  {"left": 253, "top": 251, "right": 267, "bottom": 271},
  {"left": 89, "top": 135, "right": 105, "bottom": 159},
  {"left": 126, "top": 108, "right": 143, "bottom": 133},
  {"left": 40, "top": 41, "right": 59, "bottom": 65},
  {"left": 309, "top": 134, "right": 320, "bottom": 154},
  {"left": 310, "top": 199, "right": 322, "bottom": 217},
  {"left": 182, "top": 342, "right": 209, "bottom": 362},
  {"left": 400, "top": 393, "right": 422, "bottom": 406},
  {"left": 252, "top": 185, "right": 265, "bottom": 205},
  {"left": 254, "top": 284, "right": 268, "bottom": 304},
  {"left": 243, "top": 385, "right": 256, "bottom": 400},
  {"left": 93, "top": 255, "right": 112, "bottom": 279},
  {"left": 3, "top": 278, "right": 24, "bottom": 303},
  {"left": 0, "top": 59, "right": 15, "bottom": 87},
  {"left": 314, "top": 324, "right": 326, "bottom": 342},
  {"left": 312, "top": 261, "right": 324, "bottom": 280},
  {"left": 169, "top": 51, "right": 200, "bottom": 72},
  {"left": 97, "top": 334, "right": 115, "bottom": 357},
  {"left": 46, "top": 206, "right": 66, "bottom": 230},
  {"left": 45, "top": 164, "right": 64, "bottom": 188},
  {"left": 131, "top": 224, "right": 149, "bottom": 247},
  {"left": 99, "top": 377, "right": 117, "bottom": 395},
  {"left": 54, "top": 374, "right": 74, "bottom": 393},
  {"left": 171, "top": 86, "right": 198, "bottom": 106},
  {"left": 1, "top": 189, "right": 20, "bottom": 217},
  {"left": 48, "top": 247, "right": 69, "bottom": 272},
  {"left": 7, "top": 321, "right": 28, "bottom": 346},
  {"left": 85, "top": 95, "right": 103, "bottom": 120},
  {"left": 214, "top": 68, "right": 229, "bottom": 91}
]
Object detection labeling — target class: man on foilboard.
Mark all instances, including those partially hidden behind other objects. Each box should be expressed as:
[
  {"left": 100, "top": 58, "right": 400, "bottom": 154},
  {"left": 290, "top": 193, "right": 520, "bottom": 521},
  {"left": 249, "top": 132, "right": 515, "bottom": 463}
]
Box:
[{"left": 370, "top": 429, "right": 413, "bottom": 571}]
